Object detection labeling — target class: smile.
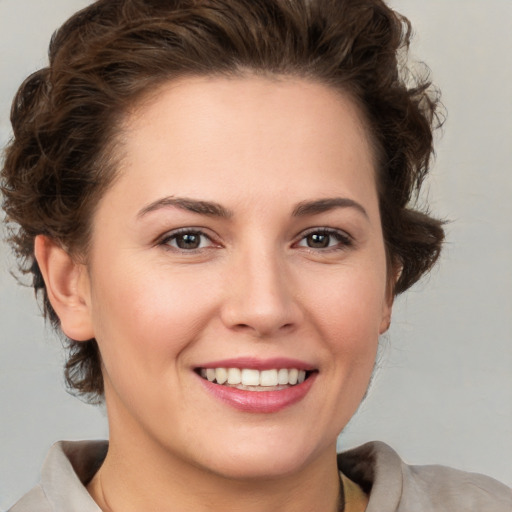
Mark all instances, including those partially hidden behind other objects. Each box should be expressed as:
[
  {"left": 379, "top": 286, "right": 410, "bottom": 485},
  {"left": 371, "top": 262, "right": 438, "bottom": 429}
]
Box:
[
  {"left": 195, "top": 363, "right": 318, "bottom": 413},
  {"left": 198, "top": 367, "right": 310, "bottom": 390}
]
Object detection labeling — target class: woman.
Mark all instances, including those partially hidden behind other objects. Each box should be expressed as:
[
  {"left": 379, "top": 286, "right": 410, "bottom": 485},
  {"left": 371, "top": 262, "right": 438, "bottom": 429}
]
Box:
[{"left": 1, "top": 0, "right": 510, "bottom": 510}]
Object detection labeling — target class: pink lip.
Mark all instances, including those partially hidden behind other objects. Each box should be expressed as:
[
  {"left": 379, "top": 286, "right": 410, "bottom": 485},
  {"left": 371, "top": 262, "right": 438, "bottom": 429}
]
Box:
[
  {"left": 196, "top": 357, "right": 315, "bottom": 371},
  {"left": 196, "top": 371, "right": 317, "bottom": 413}
]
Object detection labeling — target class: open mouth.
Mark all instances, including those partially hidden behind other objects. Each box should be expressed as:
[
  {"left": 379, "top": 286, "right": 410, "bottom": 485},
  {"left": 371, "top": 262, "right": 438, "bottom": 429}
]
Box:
[{"left": 196, "top": 367, "right": 316, "bottom": 391}]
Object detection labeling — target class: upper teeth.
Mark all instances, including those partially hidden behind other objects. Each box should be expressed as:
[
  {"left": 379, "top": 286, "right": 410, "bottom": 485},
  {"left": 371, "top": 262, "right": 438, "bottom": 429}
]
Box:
[{"left": 200, "top": 368, "right": 307, "bottom": 386}]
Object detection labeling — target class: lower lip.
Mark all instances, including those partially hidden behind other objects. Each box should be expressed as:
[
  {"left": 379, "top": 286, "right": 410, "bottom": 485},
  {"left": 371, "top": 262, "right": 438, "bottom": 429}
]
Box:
[{"left": 197, "top": 373, "right": 317, "bottom": 413}]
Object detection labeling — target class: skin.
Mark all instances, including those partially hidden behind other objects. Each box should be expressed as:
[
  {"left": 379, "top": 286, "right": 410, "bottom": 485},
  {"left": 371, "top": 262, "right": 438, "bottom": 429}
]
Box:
[{"left": 36, "top": 75, "right": 392, "bottom": 512}]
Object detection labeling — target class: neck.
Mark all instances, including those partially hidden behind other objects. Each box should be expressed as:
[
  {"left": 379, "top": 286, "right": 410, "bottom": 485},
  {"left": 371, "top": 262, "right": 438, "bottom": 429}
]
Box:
[
  {"left": 88, "top": 382, "right": 346, "bottom": 512},
  {"left": 88, "top": 430, "right": 342, "bottom": 512}
]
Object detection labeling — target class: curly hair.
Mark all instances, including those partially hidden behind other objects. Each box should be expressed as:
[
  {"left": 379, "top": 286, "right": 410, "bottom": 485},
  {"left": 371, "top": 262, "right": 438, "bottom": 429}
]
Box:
[{"left": 1, "top": 0, "right": 444, "bottom": 402}]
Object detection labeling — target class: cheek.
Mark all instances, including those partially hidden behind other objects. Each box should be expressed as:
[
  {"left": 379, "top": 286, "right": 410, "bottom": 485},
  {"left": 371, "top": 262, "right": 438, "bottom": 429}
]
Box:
[
  {"left": 302, "top": 262, "right": 388, "bottom": 344},
  {"left": 88, "top": 260, "right": 219, "bottom": 380}
]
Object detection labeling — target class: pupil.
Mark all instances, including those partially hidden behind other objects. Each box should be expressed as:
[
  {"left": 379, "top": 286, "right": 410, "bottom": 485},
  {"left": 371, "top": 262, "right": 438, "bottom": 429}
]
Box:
[
  {"left": 308, "top": 233, "right": 329, "bottom": 248},
  {"left": 177, "top": 233, "right": 200, "bottom": 249}
]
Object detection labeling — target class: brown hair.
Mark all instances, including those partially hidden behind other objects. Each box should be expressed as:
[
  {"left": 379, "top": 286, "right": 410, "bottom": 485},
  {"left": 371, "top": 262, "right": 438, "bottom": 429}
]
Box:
[{"left": 1, "top": 0, "right": 444, "bottom": 402}]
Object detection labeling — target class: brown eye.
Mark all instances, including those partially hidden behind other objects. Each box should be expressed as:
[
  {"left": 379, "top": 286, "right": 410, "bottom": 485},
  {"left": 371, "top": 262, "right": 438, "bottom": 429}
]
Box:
[
  {"left": 162, "top": 230, "right": 213, "bottom": 250},
  {"left": 306, "top": 233, "right": 330, "bottom": 248},
  {"left": 296, "top": 229, "right": 352, "bottom": 250},
  {"left": 175, "top": 233, "right": 201, "bottom": 249}
]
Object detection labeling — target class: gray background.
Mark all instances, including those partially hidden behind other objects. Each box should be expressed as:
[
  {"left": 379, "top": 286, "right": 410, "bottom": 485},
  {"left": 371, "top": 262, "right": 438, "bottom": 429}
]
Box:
[{"left": 1, "top": 0, "right": 511, "bottom": 509}]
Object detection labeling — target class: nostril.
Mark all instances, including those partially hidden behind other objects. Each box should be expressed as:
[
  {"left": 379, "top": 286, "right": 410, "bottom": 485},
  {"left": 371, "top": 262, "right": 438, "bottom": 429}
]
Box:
[
  {"left": 233, "top": 323, "right": 252, "bottom": 331},
  {"left": 231, "top": 321, "right": 295, "bottom": 336}
]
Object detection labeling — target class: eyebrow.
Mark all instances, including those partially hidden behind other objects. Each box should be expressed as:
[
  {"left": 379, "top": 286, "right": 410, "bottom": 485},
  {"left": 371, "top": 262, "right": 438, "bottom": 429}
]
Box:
[
  {"left": 292, "top": 197, "right": 369, "bottom": 219},
  {"left": 137, "top": 197, "right": 233, "bottom": 219},
  {"left": 138, "top": 195, "right": 368, "bottom": 220}
]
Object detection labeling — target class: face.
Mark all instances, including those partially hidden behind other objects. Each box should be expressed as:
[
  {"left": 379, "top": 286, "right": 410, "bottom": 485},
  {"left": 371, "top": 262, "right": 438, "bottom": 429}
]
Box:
[{"left": 79, "top": 76, "right": 392, "bottom": 480}]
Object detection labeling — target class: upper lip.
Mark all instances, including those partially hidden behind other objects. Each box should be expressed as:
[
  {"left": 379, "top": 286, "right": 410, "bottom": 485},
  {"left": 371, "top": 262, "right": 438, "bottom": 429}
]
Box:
[{"left": 195, "top": 357, "right": 316, "bottom": 371}]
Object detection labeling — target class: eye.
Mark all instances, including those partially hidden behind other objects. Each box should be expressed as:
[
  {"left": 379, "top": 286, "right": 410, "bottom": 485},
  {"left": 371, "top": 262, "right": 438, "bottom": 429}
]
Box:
[
  {"left": 160, "top": 229, "right": 215, "bottom": 251},
  {"left": 295, "top": 229, "right": 352, "bottom": 250}
]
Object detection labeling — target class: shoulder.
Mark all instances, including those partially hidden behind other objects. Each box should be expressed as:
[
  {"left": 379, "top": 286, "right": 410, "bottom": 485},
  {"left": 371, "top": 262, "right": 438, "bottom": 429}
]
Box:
[
  {"left": 7, "top": 440, "right": 107, "bottom": 512},
  {"left": 338, "top": 441, "right": 512, "bottom": 512},
  {"left": 8, "top": 485, "right": 51, "bottom": 512}
]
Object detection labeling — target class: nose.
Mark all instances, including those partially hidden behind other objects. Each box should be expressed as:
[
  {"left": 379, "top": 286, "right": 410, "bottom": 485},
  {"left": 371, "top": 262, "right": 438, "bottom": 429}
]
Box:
[{"left": 220, "top": 246, "right": 302, "bottom": 338}]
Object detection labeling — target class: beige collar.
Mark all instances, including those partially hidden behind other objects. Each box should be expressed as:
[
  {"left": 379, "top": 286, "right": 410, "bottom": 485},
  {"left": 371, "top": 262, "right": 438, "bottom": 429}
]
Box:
[{"left": 340, "top": 472, "right": 369, "bottom": 512}]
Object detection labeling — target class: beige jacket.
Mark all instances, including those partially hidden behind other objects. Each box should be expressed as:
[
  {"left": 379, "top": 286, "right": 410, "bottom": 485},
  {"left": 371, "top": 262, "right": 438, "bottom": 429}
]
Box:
[{"left": 8, "top": 440, "right": 512, "bottom": 511}]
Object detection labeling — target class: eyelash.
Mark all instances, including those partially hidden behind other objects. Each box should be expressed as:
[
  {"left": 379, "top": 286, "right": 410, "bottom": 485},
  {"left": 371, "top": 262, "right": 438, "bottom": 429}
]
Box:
[
  {"left": 158, "top": 227, "right": 353, "bottom": 253},
  {"left": 294, "top": 228, "right": 353, "bottom": 252},
  {"left": 158, "top": 228, "right": 217, "bottom": 252}
]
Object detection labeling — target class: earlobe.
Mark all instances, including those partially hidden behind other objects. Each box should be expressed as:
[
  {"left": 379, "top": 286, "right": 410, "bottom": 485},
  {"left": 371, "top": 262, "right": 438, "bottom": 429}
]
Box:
[
  {"left": 379, "top": 306, "right": 392, "bottom": 334},
  {"left": 379, "top": 263, "right": 401, "bottom": 334},
  {"left": 379, "top": 285, "right": 393, "bottom": 334},
  {"left": 34, "top": 235, "right": 94, "bottom": 341},
  {"left": 379, "top": 284, "right": 396, "bottom": 335}
]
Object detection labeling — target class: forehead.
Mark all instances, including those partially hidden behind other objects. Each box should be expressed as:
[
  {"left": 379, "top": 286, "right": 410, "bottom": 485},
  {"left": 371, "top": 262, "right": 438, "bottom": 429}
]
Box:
[{"left": 109, "top": 75, "right": 378, "bottom": 215}]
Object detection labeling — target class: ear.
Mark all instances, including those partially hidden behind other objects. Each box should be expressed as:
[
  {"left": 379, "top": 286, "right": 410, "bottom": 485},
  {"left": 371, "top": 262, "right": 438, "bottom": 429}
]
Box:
[
  {"left": 379, "top": 264, "right": 401, "bottom": 334},
  {"left": 34, "top": 235, "right": 94, "bottom": 341},
  {"left": 379, "top": 297, "right": 393, "bottom": 335}
]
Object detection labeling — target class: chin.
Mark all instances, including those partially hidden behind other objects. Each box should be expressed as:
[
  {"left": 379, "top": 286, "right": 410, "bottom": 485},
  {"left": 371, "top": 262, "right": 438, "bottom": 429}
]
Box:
[
  {"left": 206, "top": 453, "right": 312, "bottom": 481},
  {"left": 190, "top": 430, "right": 333, "bottom": 481}
]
